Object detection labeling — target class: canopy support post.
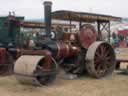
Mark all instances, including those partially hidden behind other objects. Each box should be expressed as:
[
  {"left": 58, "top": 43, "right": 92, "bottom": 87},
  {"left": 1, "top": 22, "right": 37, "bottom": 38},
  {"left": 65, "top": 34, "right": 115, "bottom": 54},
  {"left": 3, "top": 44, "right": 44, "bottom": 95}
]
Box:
[
  {"left": 79, "top": 20, "right": 82, "bottom": 30},
  {"left": 69, "top": 19, "right": 72, "bottom": 33},
  {"left": 97, "top": 21, "right": 110, "bottom": 42},
  {"left": 97, "top": 21, "right": 103, "bottom": 41},
  {"left": 108, "top": 21, "right": 111, "bottom": 43}
]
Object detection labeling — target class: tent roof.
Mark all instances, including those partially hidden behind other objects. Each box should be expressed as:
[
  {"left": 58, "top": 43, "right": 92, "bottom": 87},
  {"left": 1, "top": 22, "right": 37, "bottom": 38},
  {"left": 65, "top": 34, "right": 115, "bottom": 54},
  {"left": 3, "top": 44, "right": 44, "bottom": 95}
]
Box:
[{"left": 52, "top": 10, "right": 122, "bottom": 22}]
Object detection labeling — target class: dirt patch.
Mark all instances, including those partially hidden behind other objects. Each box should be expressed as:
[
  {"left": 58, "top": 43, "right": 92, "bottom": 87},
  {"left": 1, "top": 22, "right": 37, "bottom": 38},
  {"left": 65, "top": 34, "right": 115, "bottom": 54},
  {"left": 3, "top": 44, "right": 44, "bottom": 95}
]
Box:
[{"left": 0, "top": 72, "right": 127, "bottom": 96}]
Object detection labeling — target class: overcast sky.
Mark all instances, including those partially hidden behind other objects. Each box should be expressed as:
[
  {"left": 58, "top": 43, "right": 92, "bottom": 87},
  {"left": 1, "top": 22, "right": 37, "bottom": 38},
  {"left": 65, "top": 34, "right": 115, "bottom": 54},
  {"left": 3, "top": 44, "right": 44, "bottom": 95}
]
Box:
[{"left": 0, "top": 0, "right": 127, "bottom": 19}]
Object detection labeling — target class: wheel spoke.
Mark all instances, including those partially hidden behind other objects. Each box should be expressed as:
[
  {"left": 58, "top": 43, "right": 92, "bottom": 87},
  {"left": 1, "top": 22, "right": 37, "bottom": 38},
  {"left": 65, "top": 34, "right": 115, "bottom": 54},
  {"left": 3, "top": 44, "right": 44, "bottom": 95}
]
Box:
[
  {"left": 105, "top": 56, "right": 113, "bottom": 61},
  {"left": 95, "top": 57, "right": 101, "bottom": 64},
  {"left": 95, "top": 51, "right": 101, "bottom": 57},
  {"left": 96, "top": 64, "right": 105, "bottom": 76},
  {"left": 103, "top": 50, "right": 110, "bottom": 58},
  {"left": 100, "top": 45, "right": 106, "bottom": 56},
  {"left": 105, "top": 61, "right": 113, "bottom": 68}
]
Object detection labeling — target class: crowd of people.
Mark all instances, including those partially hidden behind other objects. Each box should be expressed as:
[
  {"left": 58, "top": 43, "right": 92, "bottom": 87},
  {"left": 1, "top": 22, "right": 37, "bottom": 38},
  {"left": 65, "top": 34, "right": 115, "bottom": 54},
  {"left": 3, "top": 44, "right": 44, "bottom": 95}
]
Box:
[{"left": 111, "top": 32, "right": 128, "bottom": 48}]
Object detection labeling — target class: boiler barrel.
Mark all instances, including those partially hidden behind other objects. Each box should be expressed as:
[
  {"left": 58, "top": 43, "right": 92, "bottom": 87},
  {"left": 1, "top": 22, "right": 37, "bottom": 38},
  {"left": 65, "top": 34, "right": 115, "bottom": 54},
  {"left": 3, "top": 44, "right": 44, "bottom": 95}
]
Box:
[{"left": 42, "top": 41, "right": 80, "bottom": 59}]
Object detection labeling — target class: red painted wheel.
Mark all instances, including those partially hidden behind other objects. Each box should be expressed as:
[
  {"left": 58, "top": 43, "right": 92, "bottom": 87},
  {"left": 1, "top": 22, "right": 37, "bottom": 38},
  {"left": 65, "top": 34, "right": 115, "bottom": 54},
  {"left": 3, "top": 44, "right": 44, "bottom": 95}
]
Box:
[
  {"left": 79, "top": 24, "right": 97, "bottom": 49},
  {"left": 86, "top": 41, "right": 116, "bottom": 78}
]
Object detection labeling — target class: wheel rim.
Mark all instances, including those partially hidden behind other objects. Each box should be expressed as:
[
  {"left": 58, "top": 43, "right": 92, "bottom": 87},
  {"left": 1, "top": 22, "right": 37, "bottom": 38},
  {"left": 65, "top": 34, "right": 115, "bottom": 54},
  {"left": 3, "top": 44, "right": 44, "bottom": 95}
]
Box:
[{"left": 86, "top": 41, "right": 116, "bottom": 78}]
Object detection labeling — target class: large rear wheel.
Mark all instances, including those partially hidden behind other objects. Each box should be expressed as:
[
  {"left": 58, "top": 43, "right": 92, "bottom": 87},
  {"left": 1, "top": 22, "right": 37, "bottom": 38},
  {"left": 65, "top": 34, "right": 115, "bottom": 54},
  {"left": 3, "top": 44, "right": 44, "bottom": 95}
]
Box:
[{"left": 86, "top": 41, "right": 116, "bottom": 78}]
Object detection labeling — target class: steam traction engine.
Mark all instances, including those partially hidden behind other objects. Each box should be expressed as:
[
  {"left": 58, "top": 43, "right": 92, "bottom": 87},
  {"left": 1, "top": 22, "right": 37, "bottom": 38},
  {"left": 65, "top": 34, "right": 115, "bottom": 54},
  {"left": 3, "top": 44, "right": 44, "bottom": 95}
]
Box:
[{"left": 14, "top": 1, "right": 116, "bottom": 85}]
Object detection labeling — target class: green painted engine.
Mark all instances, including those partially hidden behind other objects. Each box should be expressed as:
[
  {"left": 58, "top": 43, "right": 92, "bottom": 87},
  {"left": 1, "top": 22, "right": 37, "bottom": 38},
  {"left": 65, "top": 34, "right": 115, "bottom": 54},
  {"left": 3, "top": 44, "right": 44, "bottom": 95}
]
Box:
[{"left": 0, "top": 14, "right": 24, "bottom": 47}]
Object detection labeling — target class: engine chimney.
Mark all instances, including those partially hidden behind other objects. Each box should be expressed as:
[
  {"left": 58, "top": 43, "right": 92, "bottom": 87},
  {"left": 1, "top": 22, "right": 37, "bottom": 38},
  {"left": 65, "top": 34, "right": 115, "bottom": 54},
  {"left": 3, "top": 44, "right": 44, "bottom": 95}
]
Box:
[{"left": 43, "top": 1, "right": 52, "bottom": 38}]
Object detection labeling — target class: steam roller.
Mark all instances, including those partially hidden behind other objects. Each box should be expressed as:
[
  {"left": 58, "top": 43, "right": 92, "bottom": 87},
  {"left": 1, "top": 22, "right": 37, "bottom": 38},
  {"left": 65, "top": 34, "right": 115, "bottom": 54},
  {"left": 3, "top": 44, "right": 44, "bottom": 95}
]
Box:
[{"left": 14, "top": 1, "right": 116, "bottom": 86}]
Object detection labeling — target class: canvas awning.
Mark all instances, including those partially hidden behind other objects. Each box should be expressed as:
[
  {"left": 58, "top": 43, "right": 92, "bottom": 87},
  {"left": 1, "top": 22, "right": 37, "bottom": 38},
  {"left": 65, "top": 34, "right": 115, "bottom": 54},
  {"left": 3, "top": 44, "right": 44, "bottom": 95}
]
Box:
[
  {"left": 52, "top": 10, "right": 122, "bottom": 22},
  {"left": 118, "top": 30, "right": 128, "bottom": 36}
]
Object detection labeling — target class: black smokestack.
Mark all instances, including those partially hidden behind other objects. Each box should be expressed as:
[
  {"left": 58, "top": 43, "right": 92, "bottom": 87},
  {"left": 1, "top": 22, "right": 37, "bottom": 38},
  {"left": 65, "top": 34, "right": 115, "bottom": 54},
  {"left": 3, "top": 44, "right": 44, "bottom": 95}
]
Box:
[{"left": 43, "top": 1, "right": 52, "bottom": 38}]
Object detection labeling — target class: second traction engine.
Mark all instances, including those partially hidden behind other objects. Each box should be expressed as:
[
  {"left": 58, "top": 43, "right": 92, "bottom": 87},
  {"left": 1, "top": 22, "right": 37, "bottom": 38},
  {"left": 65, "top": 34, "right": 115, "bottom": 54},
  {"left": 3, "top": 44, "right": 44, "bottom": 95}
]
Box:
[{"left": 14, "top": 1, "right": 116, "bottom": 86}]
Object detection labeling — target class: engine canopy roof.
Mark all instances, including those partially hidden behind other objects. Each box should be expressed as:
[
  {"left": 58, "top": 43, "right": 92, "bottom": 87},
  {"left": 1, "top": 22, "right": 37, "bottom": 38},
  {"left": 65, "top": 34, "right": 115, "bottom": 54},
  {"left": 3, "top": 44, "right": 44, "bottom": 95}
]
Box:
[{"left": 52, "top": 10, "right": 122, "bottom": 22}]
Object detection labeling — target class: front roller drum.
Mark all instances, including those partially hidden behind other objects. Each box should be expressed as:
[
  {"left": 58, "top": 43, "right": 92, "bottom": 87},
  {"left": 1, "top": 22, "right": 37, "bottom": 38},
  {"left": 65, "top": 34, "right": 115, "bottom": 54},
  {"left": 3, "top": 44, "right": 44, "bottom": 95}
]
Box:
[
  {"left": 86, "top": 41, "right": 116, "bottom": 78},
  {"left": 14, "top": 55, "right": 58, "bottom": 86}
]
